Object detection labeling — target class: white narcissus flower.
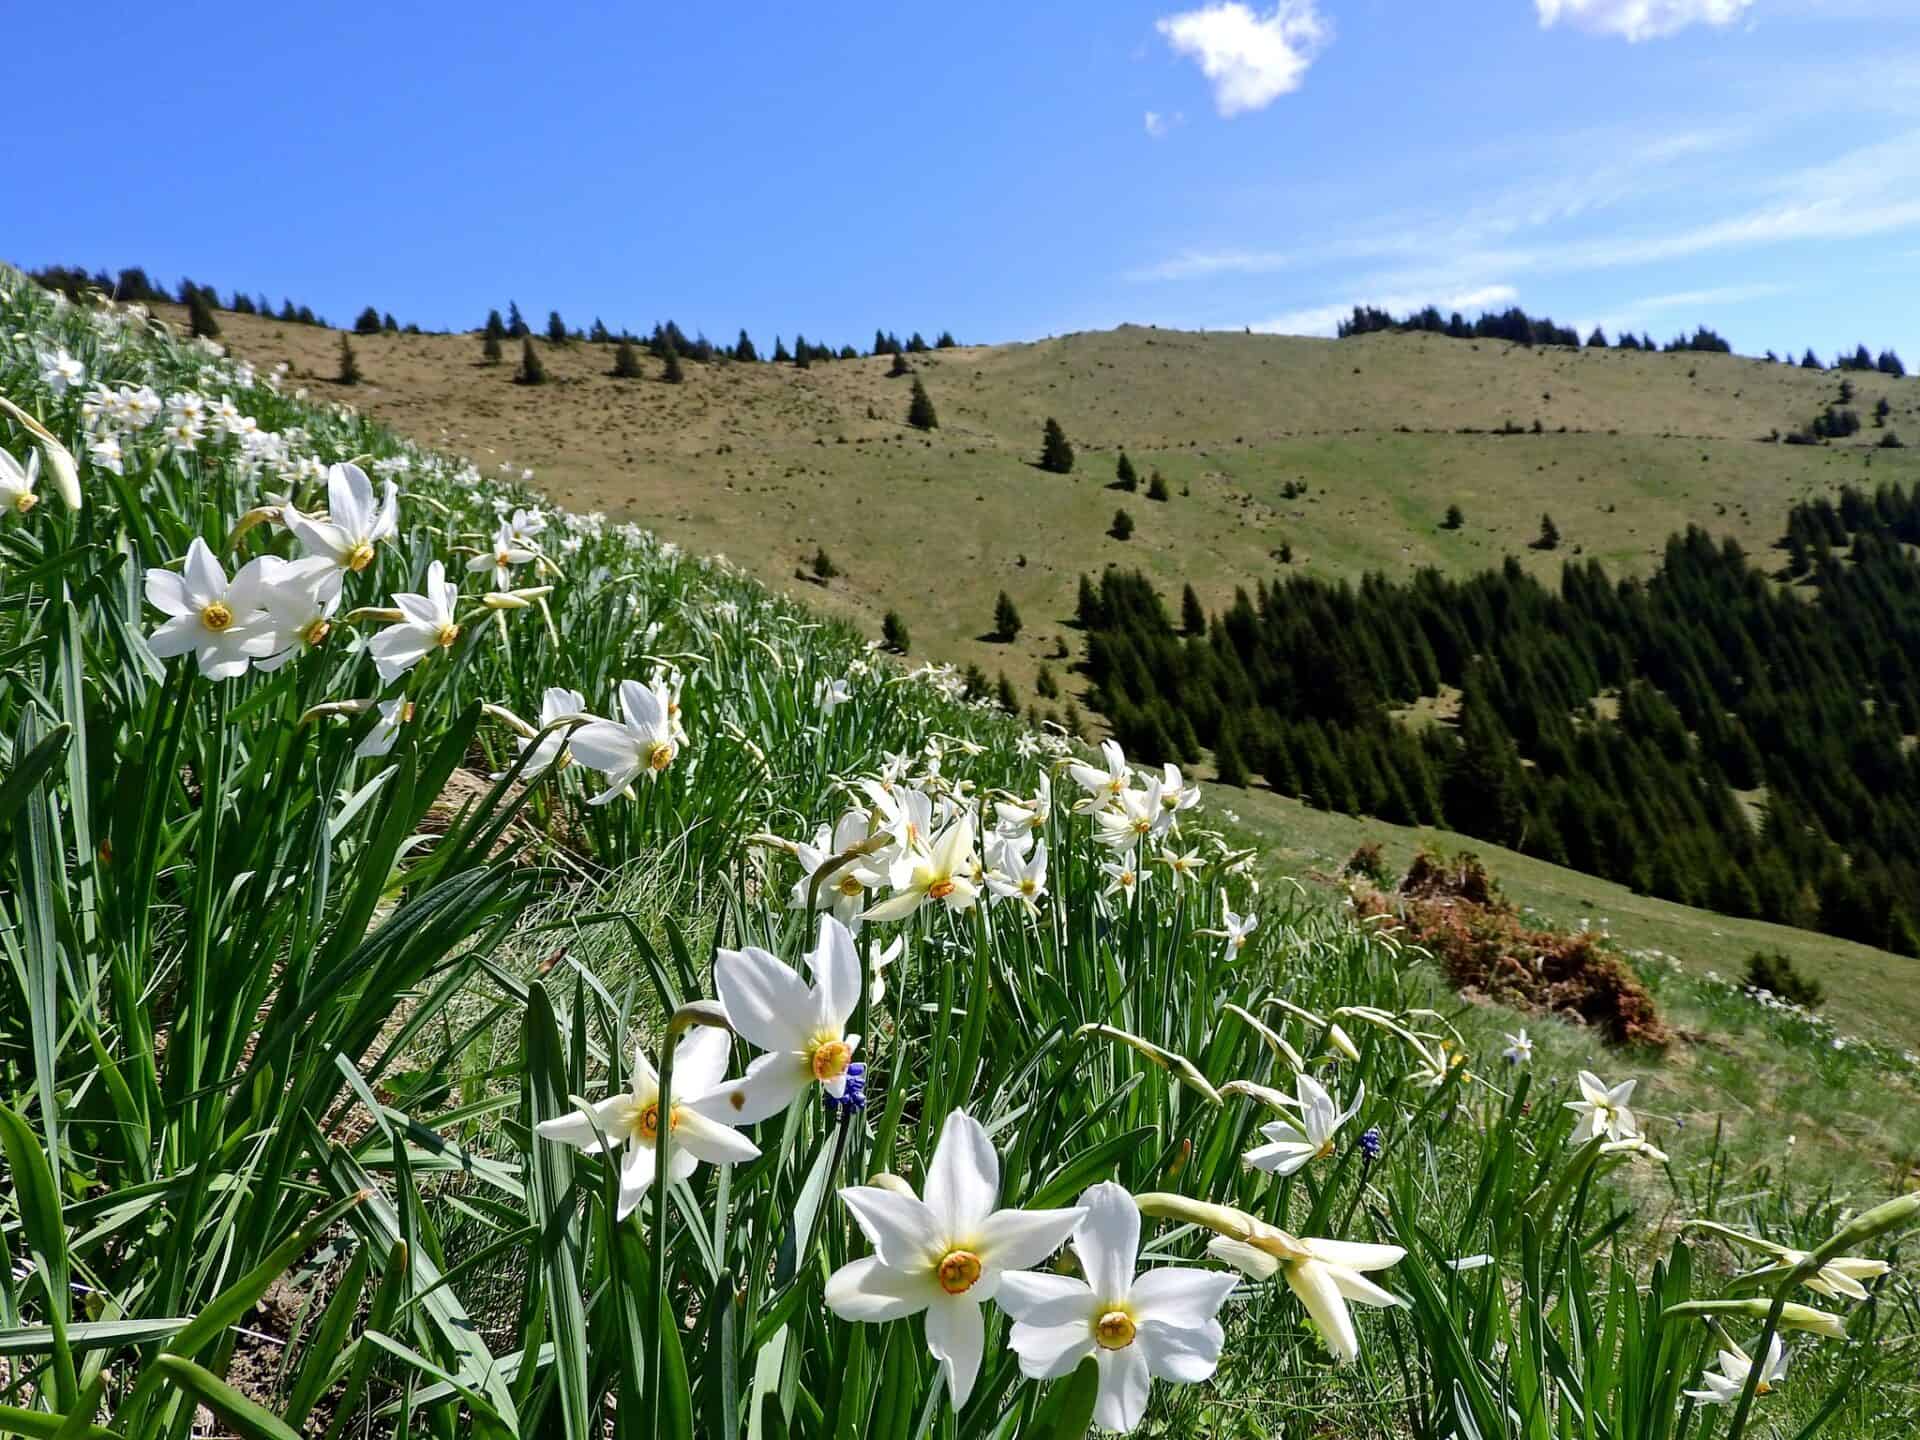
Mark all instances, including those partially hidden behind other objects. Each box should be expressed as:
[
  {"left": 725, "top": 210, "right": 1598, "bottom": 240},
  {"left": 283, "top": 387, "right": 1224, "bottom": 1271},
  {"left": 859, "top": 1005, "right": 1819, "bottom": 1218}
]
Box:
[
  {"left": 367, "top": 560, "right": 461, "bottom": 682},
  {"left": 823, "top": 1110, "right": 1089, "bottom": 1409},
  {"left": 144, "top": 538, "right": 273, "bottom": 680},
  {"left": 250, "top": 555, "right": 344, "bottom": 671},
  {"left": 357, "top": 699, "right": 412, "bottom": 758},
  {"left": 285, "top": 461, "right": 399, "bottom": 572},
  {"left": 789, "top": 810, "right": 884, "bottom": 930},
  {"left": 1199, "top": 899, "right": 1258, "bottom": 960},
  {"left": 517, "top": 686, "right": 588, "bottom": 777},
  {"left": 813, "top": 676, "right": 852, "bottom": 713},
  {"left": 1564, "top": 1070, "right": 1638, "bottom": 1145},
  {"left": 994, "top": 774, "right": 1051, "bottom": 837},
  {"left": 466, "top": 523, "right": 536, "bottom": 588},
  {"left": 1501, "top": 1029, "right": 1534, "bottom": 1065},
  {"left": 87, "top": 432, "right": 124, "bottom": 476},
  {"left": 1095, "top": 783, "right": 1168, "bottom": 851},
  {"left": 1243, "top": 1075, "right": 1364, "bottom": 1177},
  {"left": 986, "top": 839, "right": 1050, "bottom": 916},
  {"left": 1207, "top": 1230, "right": 1404, "bottom": 1365},
  {"left": 536, "top": 1027, "right": 759, "bottom": 1222},
  {"left": 1156, "top": 847, "right": 1204, "bottom": 891},
  {"left": 864, "top": 816, "right": 979, "bottom": 923},
  {"left": 1100, "top": 857, "right": 1141, "bottom": 906},
  {"left": 695, "top": 914, "right": 863, "bottom": 1124},
  {"left": 1000, "top": 1182, "right": 1237, "bottom": 1434},
  {"left": 0, "top": 446, "right": 39, "bottom": 515},
  {"left": 1156, "top": 762, "right": 1201, "bottom": 822},
  {"left": 1069, "top": 739, "right": 1132, "bottom": 810},
  {"left": 39, "top": 348, "right": 84, "bottom": 393},
  {"left": 570, "top": 678, "right": 680, "bottom": 805},
  {"left": 1685, "top": 1334, "right": 1788, "bottom": 1406}
]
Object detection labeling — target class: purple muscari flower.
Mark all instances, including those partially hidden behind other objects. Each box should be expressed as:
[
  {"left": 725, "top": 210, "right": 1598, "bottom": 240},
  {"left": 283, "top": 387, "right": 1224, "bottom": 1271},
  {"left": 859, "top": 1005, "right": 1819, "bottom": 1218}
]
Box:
[
  {"left": 825, "top": 1062, "right": 867, "bottom": 1116},
  {"left": 1358, "top": 1126, "right": 1383, "bottom": 1161}
]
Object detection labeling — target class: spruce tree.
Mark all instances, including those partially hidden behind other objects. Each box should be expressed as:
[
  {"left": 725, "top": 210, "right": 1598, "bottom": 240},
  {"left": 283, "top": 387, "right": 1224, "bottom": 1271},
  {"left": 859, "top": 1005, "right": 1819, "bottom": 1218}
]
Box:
[
  {"left": 1443, "top": 503, "right": 1464, "bottom": 530},
  {"left": 1036, "top": 664, "right": 1059, "bottom": 699},
  {"left": 545, "top": 310, "right": 568, "bottom": 344},
  {"left": 507, "top": 302, "right": 529, "bottom": 338},
  {"left": 354, "top": 305, "right": 382, "bottom": 334},
  {"left": 936, "top": 330, "right": 958, "bottom": 348},
  {"left": 482, "top": 330, "right": 503, "bottom": 365},
  {"left": 1040, "top": 417, "right": 1075, "bottom": 474},
  {"left": 589, "top": 317, "right": 611, "bottom": 343},
  {"left": 771, "top": 335, "right": 792, "bottom": 364},
  {"left": 661, "top": 339, "right": 685, "bottom": 384},
  {"left": 1181, "top": 583, "right": 1206, "bottom": 636},
  {"left": 336, "top": 334, "right": 361, "bottom": 385},
  {"left": 888, "top": 350, "right": 912, "bottom": 378},
  {"left": 382, "top": 312, "right": 398, "bottom": 332},
  {"left": 485, "top": 309, "right": 507, "bottom": 342},
  {"left": 993, "top": 591, "right": 1023, "bottom": 641},
  {"left": 735, "top": 329, "right": 759, "bottom": 363},
  {"left": 612, "top": 336, "right": 643, "bottom": 378},
  {"left": 1586, "top": 325, "right": 1608, "bottom": 348},
  {"left": 515, "top": 336, "right": 546, "bottom": 385},
  {"left": 1147, "top": 472, "right": 1170, "bottom": 502},
  {"left": 187, "top": 288, "right": 221, "bottom": 339},
  {"left": 907, "top": 376, "right": 938, "bottom": 430},
  {"left": 1116, "top": 452, "right": 1138, "bottom": 491},
  {"left": 1214, "top": 724, "right": 1249, "bottom": 788},
  {"left": 996, "top": 673, "right": 1018, "bottom": 712},
  {"left": 1110, "top": 508, "right": 1134, "bottom": 541},
  {"left": 882, "top": 610, "right": 911, "bottom": 653},
  {"left": 1534, "top": 513, "right": 1560, "bottom": 550}
]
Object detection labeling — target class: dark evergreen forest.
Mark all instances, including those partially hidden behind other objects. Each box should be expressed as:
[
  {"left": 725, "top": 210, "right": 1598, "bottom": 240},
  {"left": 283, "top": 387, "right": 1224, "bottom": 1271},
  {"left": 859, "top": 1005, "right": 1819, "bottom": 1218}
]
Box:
[{"left": 1081, "top": 481, "right": 1920, "bottom": 955}]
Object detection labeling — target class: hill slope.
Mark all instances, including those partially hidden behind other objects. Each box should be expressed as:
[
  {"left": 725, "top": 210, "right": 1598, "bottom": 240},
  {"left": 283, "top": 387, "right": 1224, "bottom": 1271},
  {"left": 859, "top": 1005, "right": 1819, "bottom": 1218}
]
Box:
[{"left": 167, "top": 309, "right": 1920, "bottom": 700}]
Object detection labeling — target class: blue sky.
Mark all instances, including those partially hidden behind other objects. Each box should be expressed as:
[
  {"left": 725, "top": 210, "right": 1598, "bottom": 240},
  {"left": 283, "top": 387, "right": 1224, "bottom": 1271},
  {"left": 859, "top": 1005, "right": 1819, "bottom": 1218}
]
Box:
[{"left": 9, "top": 1, "right": 1920, "bottom": 357}]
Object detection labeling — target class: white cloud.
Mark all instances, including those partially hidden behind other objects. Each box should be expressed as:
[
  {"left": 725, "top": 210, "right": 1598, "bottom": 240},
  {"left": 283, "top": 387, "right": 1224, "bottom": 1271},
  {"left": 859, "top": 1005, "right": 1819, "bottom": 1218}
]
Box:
[
  {"left": 1145, "top": 110, "right": 1168, "bottom": 138},
  {"left": 1157, "top": 2, "right": 1330, "bottom": 116},
  {"left": 1256, "top": 283, "right": 1520, "bottom": 337},
  {"left": 1535, "top": 0, "right": 1755, "bottom": 42}
]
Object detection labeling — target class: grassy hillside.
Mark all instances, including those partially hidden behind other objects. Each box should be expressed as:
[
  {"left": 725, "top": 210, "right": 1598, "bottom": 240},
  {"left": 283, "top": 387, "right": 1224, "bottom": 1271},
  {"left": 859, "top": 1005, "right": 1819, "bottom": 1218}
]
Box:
[{"left": 168, "top": 308, "right": 1920, "bottom": 704}]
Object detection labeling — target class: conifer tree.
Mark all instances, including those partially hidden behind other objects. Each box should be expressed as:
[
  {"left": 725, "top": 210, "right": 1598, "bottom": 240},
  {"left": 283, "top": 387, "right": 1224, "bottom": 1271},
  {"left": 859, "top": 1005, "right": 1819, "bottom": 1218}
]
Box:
[
  {"left": 1214, "top": 723, "right": 1249, "bottom": 788},
  {"left": 812, "top": 547, "right": 837, "bottom": 579},
  {"left": 485, "top": 309, "right": 507, "bottom": 342},
  {"left": 1443, "top": 503, "right": 1464, "bottom": 530},
  {"left": 336, "top": 334, "right": 361, "bottom": 385},
  {"left": 1036, "top": 664, "right": 1059, "bottom": 699},
  {"left": 661, "top": 339, "right": 685, "bottom": 384},
  {"left": 1110, "top": 508, "right": 1134, "bottom": 541},
  {"left": 1115, "top": 452, "right": 1138, "bottom": 491},
  {"left": 996, "top": 673, "right": 1018, "bottom": 712},
  {"left": 1586, "top": 326, "right": 1608, "bottom": 348},
  {"left": 1040, "top": 417, "right": 1075, "bottom": 474},
  {"left": 187, "top": 288, "right": 221, "bottom": 339},
  {"left": 354, "top": 306, "right": 381, "bottom": 334},
  {"left": 1533, "top": 513, "right": 1560, "bottom": 550},
  {"left": 888, "top": 350, "right": 912, "bottom": 378},
  {"left": 792, "top": 333, "right": 810, "bottom": 368},
  {"left": 771, "top": 335, "right": 792, "bottom": 363},
  {"left": 993, "top": 591, "right": 1023, "bottom": 641},
  {"left": 936, "top": 330, "right": 958, "bottom": 348},
  {"left": 546, "top": 311, "right": 568, "bottom": 344},
  {"left": 382, "top": 312, "right": 398, "bottom": 332},
  {"left": 906, "top": 376, "right": 938, "bottom": 430},
  {"left": 590, "top": 317, "right": 611, "bottom": 343},
  {"left": 1062, "top": 701, "right": 1087, "bottom": 741},
  {"left": 1181, "top": 584, "right": 1206, "bottom": 636},
  {"left": 1147, "top": 473, "right": 1170, "bottom": 502},
  {"left": 612, "top": 336, "right": 643, "bottom": 378},
  {"left": 482, "top": 330, "right": 503, "bottom": 365},
  {"left": 882, "top": 610, "right": 911, "bottom": 653},
  {"left": 515, "top": 336, "right": 546, "bottom": 385},
  {"left": 507, "top": 302, "right": 529, "bottom": 338},
  {"left": 735, "top": 329, "right": 759, "bottom": 363}
]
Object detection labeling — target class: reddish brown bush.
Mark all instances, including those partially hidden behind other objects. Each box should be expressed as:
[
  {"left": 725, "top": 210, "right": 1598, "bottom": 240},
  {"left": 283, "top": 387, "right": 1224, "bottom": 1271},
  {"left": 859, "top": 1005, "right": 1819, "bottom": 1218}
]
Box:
[{"left": 1353, "top": 849, "right": 1668, "bottom": 1048}]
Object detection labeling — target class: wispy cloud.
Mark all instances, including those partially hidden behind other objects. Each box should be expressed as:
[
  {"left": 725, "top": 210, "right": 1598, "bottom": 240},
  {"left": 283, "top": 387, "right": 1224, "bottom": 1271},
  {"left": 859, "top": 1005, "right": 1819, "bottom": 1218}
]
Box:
[
  {"left": 1156, "top": 1, "right": 1330, "bottom": 116},
  {"left": 1144, "top": 110, "right": 1169, "bottom": 138},
  {"left": 1535, "top": 0, "right": 1755, "bottom": 43},
  {"left": 1256, "top": 283, "right": 1521, "bottom": 337}
]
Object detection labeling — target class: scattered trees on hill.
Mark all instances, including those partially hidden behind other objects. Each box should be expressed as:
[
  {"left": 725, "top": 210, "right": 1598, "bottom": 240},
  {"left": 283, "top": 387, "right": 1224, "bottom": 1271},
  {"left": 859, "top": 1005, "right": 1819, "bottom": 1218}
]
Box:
[
  {"left": 906, "top": 377, "right": 938, "bottom": 430},
  {"left": 354, "top": 306, "right": 382, "bottom": 335},
  {"left": 1338, "top": 303, "right": 1581, "bottom": 348},
  {"left": 1040, "top": 418, "right": 1075, "bottom": 474},
  {"left": 336, "top": 335, "right": 361, "bottom": 385},
  {"left": 515, "top": 337, "right": 546, "bottom": 385}
]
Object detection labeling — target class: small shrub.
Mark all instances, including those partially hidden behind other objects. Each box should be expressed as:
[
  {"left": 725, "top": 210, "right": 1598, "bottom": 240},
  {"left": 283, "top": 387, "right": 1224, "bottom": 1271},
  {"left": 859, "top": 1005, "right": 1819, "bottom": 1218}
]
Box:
[
  {"left": 1146, "top": 472, "right": 1169, "bottom": 502},
  {"left": 1343, "top": 841, "right": 1393, "bottom": 886},
  {"left": 812, "top": 547, "right": 838, "bottom": 580},
  {"left": 1110, "top": 508, "right": 1134, "bottom": 541},
  {"left": 1745, "top": 949, "right": 1824, "bottom": 1009}
]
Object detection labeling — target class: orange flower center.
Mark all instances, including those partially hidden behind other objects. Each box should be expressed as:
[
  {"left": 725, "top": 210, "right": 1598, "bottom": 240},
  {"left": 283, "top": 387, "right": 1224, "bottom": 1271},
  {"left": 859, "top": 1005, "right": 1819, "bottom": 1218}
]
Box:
[
  {"left": 810, "top": 1039, "right": 853, "bottom": 1081},
  {"left": 1095, "top": 1310, "right": 1137, "bottom": 1349},
  {"left": 301, "top": 618, "right": 331, "bottom": 647},
  {"left": 646, "top": 741, "right": 675, "bottom": 772},
  {"left": 936, "top": 1250, "right": 983, "bottom": 1295},
  {"left": 927, "top": 878, "right": 956, "bottom": 900}
]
